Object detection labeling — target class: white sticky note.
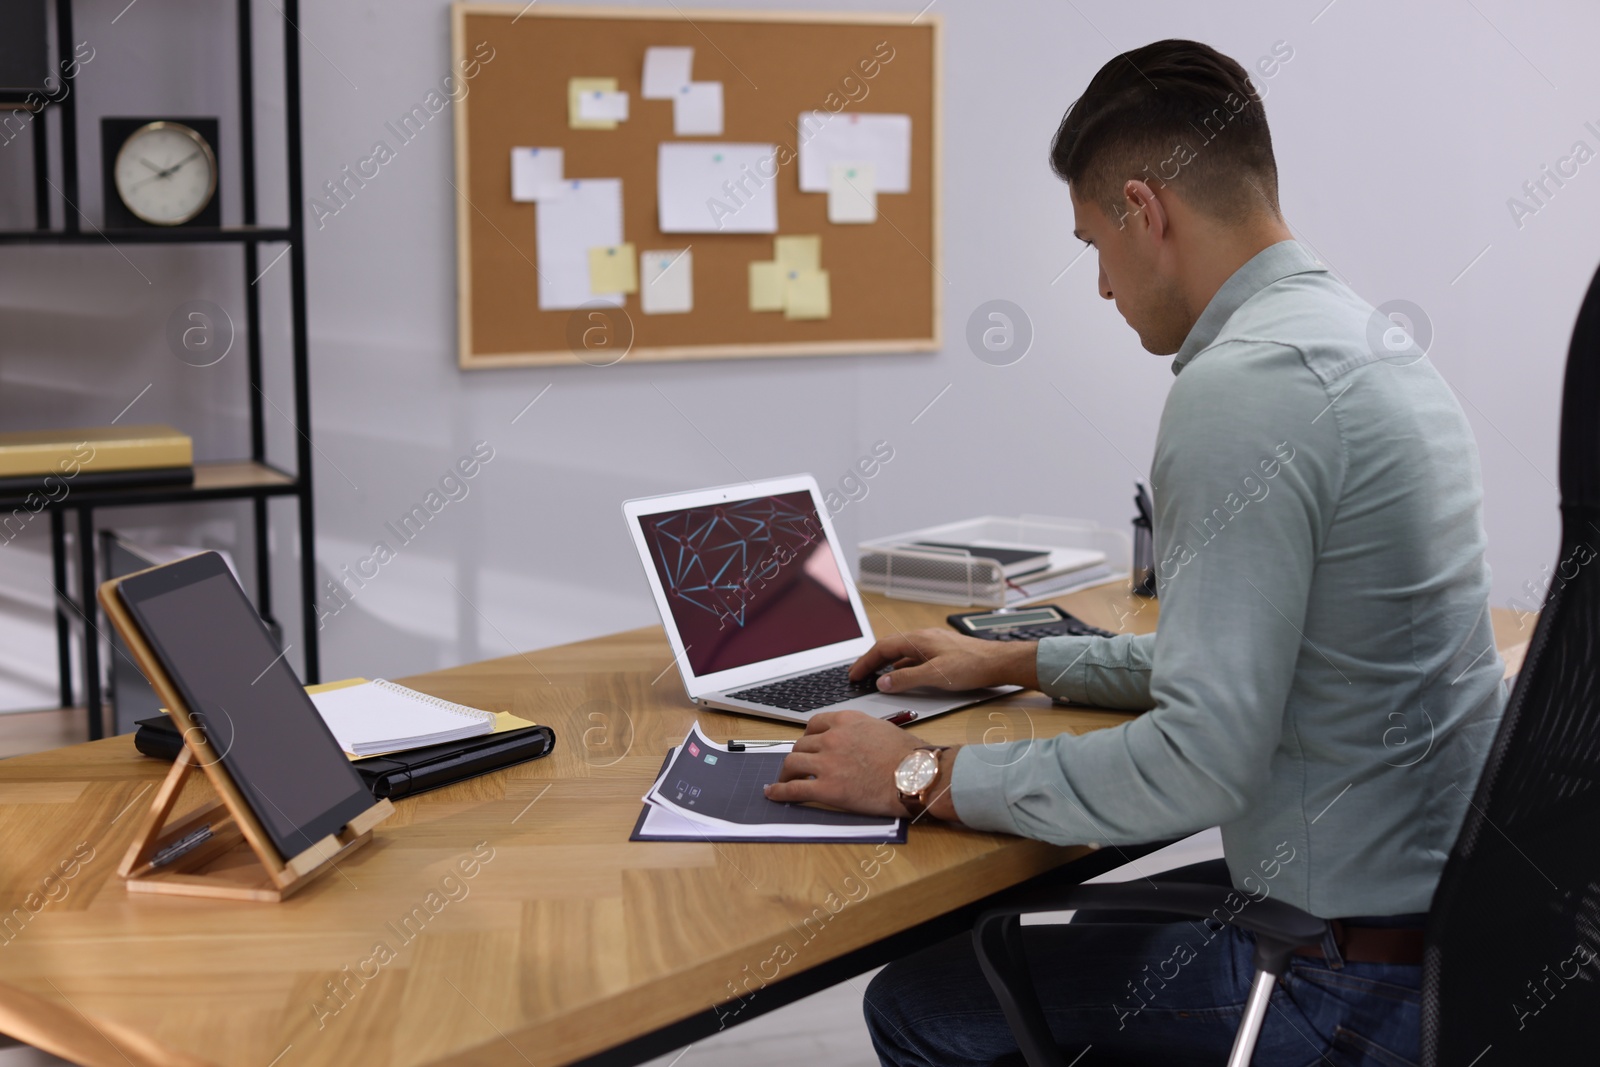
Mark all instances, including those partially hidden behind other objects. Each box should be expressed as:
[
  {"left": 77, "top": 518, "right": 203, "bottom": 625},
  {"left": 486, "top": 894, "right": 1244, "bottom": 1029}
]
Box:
[
  {"left": 641, "top": 249, "right": 694, "bottom": 314},
  {"left": 828, "top": 162, "right": 876, "bottom": 223},
  {"left": 657, "top": 142, "right": 779, "bottom": 234},
  {"left": 797, "top": 113, "right": 911, "bottom": 193},
  {"left": 511, "top": 147, "right": 564, "bottom": 202},
  {"left": 535, "top": 178, "right": 625, "bottom": 311},
  {"left": 673, "top": 82, "right": 724, "bottom": 136},
  {"left": 643, "top": 46, "right": 695, "bottom": 99},
  {"left": 578, "top": 90, "right": 630, "bottom": 122}
]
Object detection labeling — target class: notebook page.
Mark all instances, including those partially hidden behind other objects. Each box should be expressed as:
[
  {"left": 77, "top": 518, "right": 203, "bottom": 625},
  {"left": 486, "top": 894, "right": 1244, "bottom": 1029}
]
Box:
[{"left": 311, "top": 681, "right": 494, "bottom": 755}]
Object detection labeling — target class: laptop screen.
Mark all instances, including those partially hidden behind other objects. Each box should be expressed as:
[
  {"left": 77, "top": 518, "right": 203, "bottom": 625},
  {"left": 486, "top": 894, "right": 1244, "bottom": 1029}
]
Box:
[{"left": 637, "top": 489, "right": 863, "bottom": 676}]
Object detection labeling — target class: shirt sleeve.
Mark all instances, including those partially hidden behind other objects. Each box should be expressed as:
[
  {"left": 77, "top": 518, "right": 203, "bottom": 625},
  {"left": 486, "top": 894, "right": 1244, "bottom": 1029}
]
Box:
[
  {"left": 951, "top": 342, "right": 1345, "bottom": 843},
  {"left": 1035, "top": 632, "right": 1156, "bottom": 709}
]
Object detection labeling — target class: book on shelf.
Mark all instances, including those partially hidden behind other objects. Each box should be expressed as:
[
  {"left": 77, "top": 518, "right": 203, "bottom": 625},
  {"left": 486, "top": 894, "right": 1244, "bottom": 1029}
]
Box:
[{"left": 0, "top": 424, "right": 193, "bottom": 495}]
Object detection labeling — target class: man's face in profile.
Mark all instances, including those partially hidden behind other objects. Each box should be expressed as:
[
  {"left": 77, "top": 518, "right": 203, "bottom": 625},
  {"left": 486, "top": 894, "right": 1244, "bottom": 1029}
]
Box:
[{"left": 1070, "top": 182, "right": 1191, "bottom": 356}]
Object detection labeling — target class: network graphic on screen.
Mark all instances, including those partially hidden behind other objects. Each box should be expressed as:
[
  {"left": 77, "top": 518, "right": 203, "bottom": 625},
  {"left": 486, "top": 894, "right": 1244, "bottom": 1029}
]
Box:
[{"left": 646, "top": 495, "right": 821, "bottom": 628}]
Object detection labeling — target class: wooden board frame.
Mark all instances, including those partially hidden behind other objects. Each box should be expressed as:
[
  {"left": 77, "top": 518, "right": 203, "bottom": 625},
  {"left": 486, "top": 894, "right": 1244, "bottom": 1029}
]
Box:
[
  {"left": 451, "top": 3, "right": 943, "bottom": 368},
  {"left": 98, "top": 566, "right": 393, "bottom": 902}
]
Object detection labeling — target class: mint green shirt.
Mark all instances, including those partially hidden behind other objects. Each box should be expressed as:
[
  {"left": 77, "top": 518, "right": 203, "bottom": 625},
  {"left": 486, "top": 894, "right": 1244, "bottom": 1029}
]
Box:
[{"left": 950, "top": 241, "right": 1507, "bottom": 918}]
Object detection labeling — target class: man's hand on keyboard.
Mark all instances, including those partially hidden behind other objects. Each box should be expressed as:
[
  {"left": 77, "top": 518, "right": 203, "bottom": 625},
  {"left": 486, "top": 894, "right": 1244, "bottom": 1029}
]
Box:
[{"left": 847, "top": 628, "right": 1040, "bottom": 693}]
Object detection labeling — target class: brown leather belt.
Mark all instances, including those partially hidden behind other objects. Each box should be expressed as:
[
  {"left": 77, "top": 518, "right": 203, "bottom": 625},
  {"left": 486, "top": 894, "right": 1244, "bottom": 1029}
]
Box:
[{"left": 1292, "top": 919, "right": 1425, "bottom": 965}]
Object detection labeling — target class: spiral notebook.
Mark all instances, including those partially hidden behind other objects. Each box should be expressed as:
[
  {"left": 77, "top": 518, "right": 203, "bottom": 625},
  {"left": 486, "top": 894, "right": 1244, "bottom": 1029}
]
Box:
[{"left": 310, "top": 679, "right": 496, "bottom": 756}]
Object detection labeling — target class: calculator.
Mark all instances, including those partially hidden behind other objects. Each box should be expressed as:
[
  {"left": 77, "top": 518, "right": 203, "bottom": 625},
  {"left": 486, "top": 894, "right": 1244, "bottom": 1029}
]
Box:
[{"left": 947, "top": 604, "right": 1116, "bottom": 642}]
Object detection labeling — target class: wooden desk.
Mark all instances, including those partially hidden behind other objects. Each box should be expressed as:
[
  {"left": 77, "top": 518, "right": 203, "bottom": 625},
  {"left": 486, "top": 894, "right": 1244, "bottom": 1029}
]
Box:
[{"left": 0, "top": 588, "right": 1527, "bottom": 1067}]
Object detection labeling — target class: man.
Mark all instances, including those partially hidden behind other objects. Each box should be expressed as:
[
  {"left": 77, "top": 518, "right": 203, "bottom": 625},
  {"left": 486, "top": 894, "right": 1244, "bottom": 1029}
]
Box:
[{"left": 764, "top": 39, "right": 1507, "bottom": 1065}]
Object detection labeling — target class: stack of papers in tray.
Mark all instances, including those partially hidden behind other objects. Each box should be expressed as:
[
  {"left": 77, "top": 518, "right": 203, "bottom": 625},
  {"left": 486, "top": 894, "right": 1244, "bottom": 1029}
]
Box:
[
  {"left": 858, "top": 543, "right": 1112, "bottom": 607},
  {"left": 633, "top": 724, "right": 905, "bottom": 843}
]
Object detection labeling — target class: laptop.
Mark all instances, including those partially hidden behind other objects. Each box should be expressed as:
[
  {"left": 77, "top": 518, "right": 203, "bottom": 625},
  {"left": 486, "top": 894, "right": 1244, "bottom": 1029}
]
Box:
[{"left": 623, "top": 474, "right": 1017, "bottom": 725}]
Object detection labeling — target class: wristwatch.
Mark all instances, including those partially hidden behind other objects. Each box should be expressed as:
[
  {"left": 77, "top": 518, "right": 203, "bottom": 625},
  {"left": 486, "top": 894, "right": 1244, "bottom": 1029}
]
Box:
[{"left": 894, "top": 745, "right": 951, "bottom": 818}]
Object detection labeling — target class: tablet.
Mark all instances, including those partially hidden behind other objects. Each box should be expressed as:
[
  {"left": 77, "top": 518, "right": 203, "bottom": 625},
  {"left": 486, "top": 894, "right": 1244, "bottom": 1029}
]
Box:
[{"left": 117, "top": 552, "right": 373, "bottom": 859}]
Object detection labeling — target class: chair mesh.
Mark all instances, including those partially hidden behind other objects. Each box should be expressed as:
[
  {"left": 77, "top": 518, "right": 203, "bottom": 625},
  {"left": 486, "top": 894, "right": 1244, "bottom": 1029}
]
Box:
[{"left": 1423, "top": 264, "right": 1600, "bottom": 1064}]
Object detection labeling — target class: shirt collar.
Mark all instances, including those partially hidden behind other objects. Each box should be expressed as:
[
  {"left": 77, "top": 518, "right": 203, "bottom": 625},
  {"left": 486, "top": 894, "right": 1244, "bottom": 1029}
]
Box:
[{"left": 1172, "top": 240, "right": 1328, "bottom": 374}]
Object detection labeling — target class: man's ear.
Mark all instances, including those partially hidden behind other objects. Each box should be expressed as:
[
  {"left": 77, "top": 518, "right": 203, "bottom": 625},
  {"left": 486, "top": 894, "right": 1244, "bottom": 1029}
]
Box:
[{"left": 1121, "top": 179, "right": 1168, "bottom": 240}]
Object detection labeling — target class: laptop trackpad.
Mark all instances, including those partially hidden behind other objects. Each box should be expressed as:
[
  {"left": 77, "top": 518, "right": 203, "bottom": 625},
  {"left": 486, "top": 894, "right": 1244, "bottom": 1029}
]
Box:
[{"left": 842, "top": 687, "right": 1002, "bottom": 713}]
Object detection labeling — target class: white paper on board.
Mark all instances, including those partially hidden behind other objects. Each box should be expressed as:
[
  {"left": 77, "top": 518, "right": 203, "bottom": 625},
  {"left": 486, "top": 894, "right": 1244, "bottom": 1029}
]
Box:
[
  {"left": 510, "top": 147, "right": 564, "bottom": 202},
  {"left": 797, "top": 112, "right": 911, "bottom": 193},
  {"left": 640, "top": 249, "right": 694, "bottom": 314},
  {"left": 657, "top": 142, "right": 778, "bottom": 234},
  {"left": 828, "top": 161, "right": 877, "bottom": 223},
  {"left": 673, "top": 82, "right": 724, "bottom": 136},
  {"left": 535, "top": 178, "right": 625, "bottom": 311},
  {"left": 642, "top": 46, "right": 694, "bottom": 99},
  {"left": 578, "top": 90, "right": 630, "bottom": 122}
]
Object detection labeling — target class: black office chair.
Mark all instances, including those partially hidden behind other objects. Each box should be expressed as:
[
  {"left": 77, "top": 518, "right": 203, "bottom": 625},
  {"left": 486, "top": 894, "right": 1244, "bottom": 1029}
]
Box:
[{"left": 973, "top": 260, "right": 1600, "bottom": 1066}]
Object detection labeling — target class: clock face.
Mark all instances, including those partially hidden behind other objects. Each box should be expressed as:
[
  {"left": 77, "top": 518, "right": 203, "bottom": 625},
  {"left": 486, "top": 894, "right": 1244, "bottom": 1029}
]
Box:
[{"left": 113, "top": 122, "right": 217, "bottom": 226}]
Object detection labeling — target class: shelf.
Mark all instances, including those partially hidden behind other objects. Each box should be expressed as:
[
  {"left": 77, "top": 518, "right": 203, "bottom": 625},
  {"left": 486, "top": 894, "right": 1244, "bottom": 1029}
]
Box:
[
  {"left": 20, "top": 0, "right": 324, "bottom": 733},
  {"left": 0, "top": 461, "right": 298, "bottom": 510},
  {"left": 0, "top": 225, "right": 293, "bottom": 246}
]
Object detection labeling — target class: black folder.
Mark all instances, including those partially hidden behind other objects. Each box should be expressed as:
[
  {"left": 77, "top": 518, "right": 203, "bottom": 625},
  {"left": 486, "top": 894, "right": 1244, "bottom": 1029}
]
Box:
[{"left": 133, "top": 715, "right": 555, "bottom": 801}]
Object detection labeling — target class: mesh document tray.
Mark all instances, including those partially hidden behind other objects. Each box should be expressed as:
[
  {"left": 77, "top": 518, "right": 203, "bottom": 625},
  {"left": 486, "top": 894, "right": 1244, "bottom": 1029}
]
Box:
[{"left": 857, "top": 515, "right": 1131, "bottom": 608}]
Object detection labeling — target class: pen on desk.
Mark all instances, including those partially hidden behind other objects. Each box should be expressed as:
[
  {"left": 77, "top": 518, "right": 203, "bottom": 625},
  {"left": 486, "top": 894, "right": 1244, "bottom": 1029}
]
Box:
[
  {"left": 150, "top": 824, "right": 213, "bottom": 868},
  {"left": 726, "top": 739, "right": 790, "bottom": 751}
]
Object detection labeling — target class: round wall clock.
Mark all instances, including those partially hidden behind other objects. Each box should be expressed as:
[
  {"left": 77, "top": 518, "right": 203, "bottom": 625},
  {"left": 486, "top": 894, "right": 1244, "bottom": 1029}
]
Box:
[{"left": 111, "top": 120, "right": 219, "bottom": 227}]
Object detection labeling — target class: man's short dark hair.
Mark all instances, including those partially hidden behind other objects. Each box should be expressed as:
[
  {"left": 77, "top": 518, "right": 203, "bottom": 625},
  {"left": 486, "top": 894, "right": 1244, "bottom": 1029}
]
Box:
[{"left": 1051, "top": 39, "right": 1280, "bottom": 223}]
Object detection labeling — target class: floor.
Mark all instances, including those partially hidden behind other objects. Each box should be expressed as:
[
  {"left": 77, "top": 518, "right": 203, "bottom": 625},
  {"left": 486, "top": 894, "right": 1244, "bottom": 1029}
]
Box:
[{"left": 0, "top": 705, "right": 1223, "bottom": 1067}]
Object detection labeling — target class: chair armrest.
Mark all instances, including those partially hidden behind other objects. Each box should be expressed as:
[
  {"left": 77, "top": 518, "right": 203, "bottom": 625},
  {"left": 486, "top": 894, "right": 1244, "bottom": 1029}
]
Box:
[
  {"left": 971, "top": 879, "right": 1327, "bottom": 1067},
  {"left": 986, "top": 879, "right": 1326, "bottom": 948}
]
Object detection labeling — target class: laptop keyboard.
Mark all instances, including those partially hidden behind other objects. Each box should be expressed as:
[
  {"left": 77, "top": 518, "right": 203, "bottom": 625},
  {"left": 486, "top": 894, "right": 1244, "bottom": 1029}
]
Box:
[{"left": 727, "top": 664, "right": 881, "bottom": 713}]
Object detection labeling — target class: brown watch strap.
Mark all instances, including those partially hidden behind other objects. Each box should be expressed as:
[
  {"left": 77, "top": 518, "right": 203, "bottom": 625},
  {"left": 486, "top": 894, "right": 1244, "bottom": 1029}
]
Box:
[{"left": 898, "top": 746, "right": 951, "bottom": 819}]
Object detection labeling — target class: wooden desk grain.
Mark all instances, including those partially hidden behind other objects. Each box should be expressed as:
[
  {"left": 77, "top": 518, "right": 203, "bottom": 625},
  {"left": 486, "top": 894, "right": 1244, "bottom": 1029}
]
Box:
[{"left": 0, "top": 589, "right": 1523, "bottom": 1067}]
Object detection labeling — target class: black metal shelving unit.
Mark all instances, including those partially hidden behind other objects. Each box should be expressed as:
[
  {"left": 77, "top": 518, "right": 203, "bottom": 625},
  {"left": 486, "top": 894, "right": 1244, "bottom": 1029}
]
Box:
[{"left": 1, "top": 0, "right": 319, "bottom": 740}]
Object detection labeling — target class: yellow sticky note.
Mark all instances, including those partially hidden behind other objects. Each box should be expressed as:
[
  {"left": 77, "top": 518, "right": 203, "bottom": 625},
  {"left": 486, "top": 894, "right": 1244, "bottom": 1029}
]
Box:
[
  {"left": 774, "top": 235, "right": 822, "bottom": 272},
  {"left": 589, "top": 243, "right": 638, "bottom": 294},
  {"left": 784, "top": 268, "right": 831, "bottom": 320},
  {"left": 749, "top": 261, "right": 786, "bottom": 312},
  {"left": 569, "top": 77, "right": 619, "bottom": 129}
]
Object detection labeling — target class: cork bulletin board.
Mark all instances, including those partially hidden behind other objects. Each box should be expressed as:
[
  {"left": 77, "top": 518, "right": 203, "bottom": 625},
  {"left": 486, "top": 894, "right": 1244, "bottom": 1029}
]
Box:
[{"left": 451, "top": 4, "right": 941, "bottom": 368}]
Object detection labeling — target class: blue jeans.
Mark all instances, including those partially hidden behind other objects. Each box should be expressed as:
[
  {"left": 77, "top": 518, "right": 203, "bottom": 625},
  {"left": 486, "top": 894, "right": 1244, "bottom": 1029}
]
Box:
[{"left": 864, "top": 861, "right": 1421, "bottom": 1067}]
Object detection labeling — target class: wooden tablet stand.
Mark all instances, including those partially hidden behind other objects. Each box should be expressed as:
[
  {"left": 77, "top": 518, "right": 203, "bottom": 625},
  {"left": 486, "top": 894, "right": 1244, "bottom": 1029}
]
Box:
[{"left": 100, "top": 568, "right": 393, "bottom": 903}]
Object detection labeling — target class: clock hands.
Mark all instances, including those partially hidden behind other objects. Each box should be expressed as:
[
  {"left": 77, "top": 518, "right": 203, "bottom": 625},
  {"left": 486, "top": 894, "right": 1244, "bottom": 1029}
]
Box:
[
  {"left": 157, "top": 150, "right": 204, "bottom": 178},
  {"left": 126, "top": 150, "right": 206, "bottom": 191}
]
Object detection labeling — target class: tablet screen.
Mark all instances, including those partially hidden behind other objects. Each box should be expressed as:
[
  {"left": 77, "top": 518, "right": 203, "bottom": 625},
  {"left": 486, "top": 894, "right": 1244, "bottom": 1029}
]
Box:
[{"left": 119, "top": 553, "right": 373, "bottom": 859}]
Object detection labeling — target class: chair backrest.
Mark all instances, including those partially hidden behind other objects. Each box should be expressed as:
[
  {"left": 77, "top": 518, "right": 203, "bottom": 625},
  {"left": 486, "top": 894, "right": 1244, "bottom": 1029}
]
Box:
[{"left": 1423, "top": 262, "right": 1600, "bottom": 1064}]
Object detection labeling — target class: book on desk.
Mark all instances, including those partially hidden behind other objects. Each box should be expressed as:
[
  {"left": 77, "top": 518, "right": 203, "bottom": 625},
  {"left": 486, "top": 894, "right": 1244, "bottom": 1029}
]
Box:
[{"left": 134, "top": 677, "right": 556, "bottom": 801}]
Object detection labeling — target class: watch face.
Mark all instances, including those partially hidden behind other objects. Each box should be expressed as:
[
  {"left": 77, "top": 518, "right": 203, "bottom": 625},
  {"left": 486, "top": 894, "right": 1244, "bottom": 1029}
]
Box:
[
  {"left": 113, "top": 121, "right": 217, "bottom": 226},
  {"left": 894, "top": 749, "right": 939, "bottom": 795}
]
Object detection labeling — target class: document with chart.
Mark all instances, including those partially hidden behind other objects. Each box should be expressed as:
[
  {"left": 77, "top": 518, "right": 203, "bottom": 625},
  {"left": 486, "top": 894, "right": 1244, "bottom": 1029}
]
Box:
[{"left": 633, "top": 723, "right": 905, "bottom": 842}]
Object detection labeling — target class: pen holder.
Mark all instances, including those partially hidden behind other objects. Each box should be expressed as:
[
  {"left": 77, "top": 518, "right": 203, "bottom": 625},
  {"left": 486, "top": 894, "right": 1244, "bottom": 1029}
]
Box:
[{"left": 1131, "top": 513, "right": 1156, "bottom": 598}]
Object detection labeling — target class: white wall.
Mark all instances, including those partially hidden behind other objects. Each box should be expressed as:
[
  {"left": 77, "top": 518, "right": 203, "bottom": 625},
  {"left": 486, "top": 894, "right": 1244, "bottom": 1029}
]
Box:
[{"left": 2, "top": 0, "right": 1595, "bottom": 707}]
